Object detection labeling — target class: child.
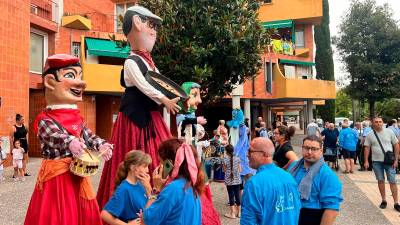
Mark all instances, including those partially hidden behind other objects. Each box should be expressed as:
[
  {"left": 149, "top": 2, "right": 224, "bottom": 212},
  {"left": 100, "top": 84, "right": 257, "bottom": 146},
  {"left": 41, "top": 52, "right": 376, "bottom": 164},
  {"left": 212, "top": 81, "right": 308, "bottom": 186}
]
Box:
[
  {"left": 12, "top": 139, "right": 25, "bottom": 181},
  {"left": 101, "top": 150, "right": 152, "bottom": 225},
  {"left": 0, "top": 138, "right": 6, "bottom": 181},
  {"left": 223, "top": 144, "right": 241, "bottom": 219}
]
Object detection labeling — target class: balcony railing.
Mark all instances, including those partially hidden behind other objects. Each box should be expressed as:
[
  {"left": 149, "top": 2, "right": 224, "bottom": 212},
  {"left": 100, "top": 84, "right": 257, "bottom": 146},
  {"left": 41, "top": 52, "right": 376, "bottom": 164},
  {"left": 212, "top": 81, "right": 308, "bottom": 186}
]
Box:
[{"left": 30, "top": 0, "right": 58, "bottom": 23}]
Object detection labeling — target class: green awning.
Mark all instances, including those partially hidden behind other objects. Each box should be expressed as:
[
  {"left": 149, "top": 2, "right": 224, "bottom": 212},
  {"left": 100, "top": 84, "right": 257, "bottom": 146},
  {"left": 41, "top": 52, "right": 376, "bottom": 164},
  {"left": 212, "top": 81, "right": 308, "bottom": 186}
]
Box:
[
  {"left": 262, "top": 19, "right": 293, "bottom": 29},
  {"left": 279, "top": 59, "right": 315, "bottom": 67},
  {"left": 85, "top": 37, "right": 130, "bottom": 58}
]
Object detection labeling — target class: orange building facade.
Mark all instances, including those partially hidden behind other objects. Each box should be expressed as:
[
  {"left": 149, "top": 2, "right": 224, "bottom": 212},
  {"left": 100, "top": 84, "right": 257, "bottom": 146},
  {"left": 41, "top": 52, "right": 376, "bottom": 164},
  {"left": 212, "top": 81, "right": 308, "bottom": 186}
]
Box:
[{"left": 0, "top": 0, "right": 334, "bottom": 160}]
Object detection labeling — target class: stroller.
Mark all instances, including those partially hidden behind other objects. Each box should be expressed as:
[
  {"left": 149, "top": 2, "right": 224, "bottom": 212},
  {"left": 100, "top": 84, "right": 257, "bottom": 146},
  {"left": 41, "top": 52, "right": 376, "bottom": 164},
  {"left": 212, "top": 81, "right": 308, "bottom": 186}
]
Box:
[{"left": 323, "top": 146, "right": 339, "bottom": 171}]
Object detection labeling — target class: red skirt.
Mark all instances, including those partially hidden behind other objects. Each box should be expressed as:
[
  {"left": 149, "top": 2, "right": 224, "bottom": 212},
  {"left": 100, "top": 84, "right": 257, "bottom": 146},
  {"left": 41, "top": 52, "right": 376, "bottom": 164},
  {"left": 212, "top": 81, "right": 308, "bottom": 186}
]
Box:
[
  {"left": 24, "top": 171, "right": 102, "bottom": 225},
  {"left": 96, "top": 111, "right": 171, "bottom": 209},
  {"left": 201, "top": 185, "right": 222, "bottom": 225}
]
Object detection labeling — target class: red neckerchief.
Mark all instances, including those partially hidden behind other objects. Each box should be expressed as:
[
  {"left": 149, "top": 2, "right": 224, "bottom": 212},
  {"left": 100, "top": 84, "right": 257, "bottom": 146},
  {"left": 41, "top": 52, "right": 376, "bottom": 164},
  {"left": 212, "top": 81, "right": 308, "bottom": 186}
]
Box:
[
  {"left": 34, "top": 108, "right": 84, "bottom": 137},
  {"left": 132, "top": 50, "right": 156, "bottom": 70}
]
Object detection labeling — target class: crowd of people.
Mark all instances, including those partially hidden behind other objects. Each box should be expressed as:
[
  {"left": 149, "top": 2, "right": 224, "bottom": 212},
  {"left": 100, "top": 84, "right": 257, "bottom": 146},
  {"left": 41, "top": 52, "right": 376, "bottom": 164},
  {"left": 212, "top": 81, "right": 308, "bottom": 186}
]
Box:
[{"left": 312, "top": 116, "right": 400, "bottom": 213}]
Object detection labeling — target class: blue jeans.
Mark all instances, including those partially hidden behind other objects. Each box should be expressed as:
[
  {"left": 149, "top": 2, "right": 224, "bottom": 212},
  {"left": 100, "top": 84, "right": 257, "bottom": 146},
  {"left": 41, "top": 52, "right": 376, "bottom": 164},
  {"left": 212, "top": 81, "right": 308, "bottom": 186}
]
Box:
[{"left": 372, "top": 161, "right": 397, "bottom": 184}]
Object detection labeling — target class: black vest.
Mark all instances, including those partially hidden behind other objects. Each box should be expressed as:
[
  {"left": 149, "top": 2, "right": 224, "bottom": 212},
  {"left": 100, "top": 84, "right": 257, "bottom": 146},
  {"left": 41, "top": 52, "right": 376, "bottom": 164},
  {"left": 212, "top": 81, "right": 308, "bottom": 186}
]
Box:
[{"left": 120, "top": 55, "right": 159, "bottom": 128}]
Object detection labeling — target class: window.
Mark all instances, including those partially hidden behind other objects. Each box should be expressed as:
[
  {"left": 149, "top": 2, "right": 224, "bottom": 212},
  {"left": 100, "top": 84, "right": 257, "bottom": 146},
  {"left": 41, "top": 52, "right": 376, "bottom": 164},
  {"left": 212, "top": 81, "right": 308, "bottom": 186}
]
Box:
[
  {"left": 116, "top": 2, "right": 136, "bottom": 33},
  {"left": 72, "top": 42, "right": 80, "bottom": 59},
  {"left": 295, "top": 30, "right": 305, "bottom": 48},
  {"left": 30, "top": 29, "right": 48, "bottom": 73},
  {"left": 262, "top": 0, "right": 272, "bottom": 3}
]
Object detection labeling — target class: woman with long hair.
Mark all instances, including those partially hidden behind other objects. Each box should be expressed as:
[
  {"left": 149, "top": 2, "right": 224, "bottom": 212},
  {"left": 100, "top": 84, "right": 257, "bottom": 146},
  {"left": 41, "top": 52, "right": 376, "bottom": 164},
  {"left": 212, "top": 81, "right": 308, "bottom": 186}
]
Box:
[
  {"left": 272, "top": 126, "right": 298, "bottom": 170},
  {"left": 223, "top": 144, "right": 241, "bottom": 219},
  {"left": 101, "top": 150, "right": 152, "bottom": 225},
  {"left": 141, "top": 138, "right": 205, "bottom": 225},
  {"left": 11, "top": 114, "right": 30, "bottom": 176}
]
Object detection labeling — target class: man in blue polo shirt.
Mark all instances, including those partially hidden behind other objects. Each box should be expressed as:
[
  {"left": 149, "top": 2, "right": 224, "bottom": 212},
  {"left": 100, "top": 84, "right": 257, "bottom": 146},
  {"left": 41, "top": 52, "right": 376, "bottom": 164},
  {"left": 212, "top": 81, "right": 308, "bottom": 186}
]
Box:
[
  {"left": 241, "top": 137, "right": 301, "bottom": 225},
  {"left": 289, "top": 135, "right": 343, "bottom": 225}
]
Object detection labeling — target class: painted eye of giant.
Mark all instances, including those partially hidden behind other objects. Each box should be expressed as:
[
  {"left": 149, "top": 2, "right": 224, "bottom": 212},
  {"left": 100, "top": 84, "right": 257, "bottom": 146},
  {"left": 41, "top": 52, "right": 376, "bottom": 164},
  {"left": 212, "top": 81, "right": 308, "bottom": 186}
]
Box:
[{"left": 63, "top": 72, "right": 76, "bottom": 79}]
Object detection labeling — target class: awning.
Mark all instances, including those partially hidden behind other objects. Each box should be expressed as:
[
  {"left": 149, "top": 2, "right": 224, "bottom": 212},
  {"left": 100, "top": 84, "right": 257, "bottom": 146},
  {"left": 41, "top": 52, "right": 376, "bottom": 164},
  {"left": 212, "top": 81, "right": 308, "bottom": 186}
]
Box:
[
  {"left": 279, "top": 59, "right": 315, "bottom": 67},
  {"left": 262, "top": 19, "right": 293, "bottom": 29},
  {"left": 62, "top": 15, "right": 91, "bottom": 30},
  {"left": 85, "top": 37, "right": 130, "bottom": 58}
]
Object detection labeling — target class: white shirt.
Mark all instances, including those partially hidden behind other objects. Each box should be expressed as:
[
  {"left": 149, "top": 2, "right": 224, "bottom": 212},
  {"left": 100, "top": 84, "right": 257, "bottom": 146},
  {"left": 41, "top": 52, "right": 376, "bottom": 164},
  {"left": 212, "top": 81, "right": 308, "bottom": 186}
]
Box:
[
  {"left": 12, "top": 148, "right": 24, "bottom": 160},
  {"left": 124, "top": 54, "right": 165, "bottom": 105}
]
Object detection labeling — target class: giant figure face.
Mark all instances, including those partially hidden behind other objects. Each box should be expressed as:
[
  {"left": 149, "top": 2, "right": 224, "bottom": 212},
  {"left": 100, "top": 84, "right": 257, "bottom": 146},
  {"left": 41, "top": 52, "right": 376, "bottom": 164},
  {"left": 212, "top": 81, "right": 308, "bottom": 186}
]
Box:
[
  {"left": 179, "top": 82, "right": 202, "bottom": 114},
  {"left": 44, "top": 66, "right": 86, "bottom": 105}
]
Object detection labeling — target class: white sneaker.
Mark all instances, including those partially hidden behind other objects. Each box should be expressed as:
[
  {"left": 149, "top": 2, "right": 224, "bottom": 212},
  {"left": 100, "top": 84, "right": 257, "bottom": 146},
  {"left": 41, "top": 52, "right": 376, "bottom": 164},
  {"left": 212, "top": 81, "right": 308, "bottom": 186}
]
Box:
[
  {"left": 20, "top": 177, "right": 26, "bottom": 182},
  {"left": 13, "top": 178, "right": 18, "bottom": 182}
]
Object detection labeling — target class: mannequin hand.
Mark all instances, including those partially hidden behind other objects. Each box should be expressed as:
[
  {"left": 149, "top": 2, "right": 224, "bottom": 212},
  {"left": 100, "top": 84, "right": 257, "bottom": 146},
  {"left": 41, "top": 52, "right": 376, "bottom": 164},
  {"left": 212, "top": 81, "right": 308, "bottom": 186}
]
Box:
[
  {"left": 99, "top": 143, "right": 113, "bottom": 161},
  {"left": 197, "top": 116, "right": 207, "bottom": 125},
  {"left": 69, "top": 138, "right": 86, "bottom": 157},
  {"left": 161, "top": 97, "right": 181, "bottom": 115}
]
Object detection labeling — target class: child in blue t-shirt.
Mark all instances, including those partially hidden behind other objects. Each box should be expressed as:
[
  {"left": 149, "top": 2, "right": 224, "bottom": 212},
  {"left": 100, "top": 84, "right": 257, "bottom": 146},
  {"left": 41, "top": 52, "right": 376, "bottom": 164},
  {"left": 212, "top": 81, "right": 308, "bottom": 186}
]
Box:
[{"left": 101, "top": 150, "right": 152, "bottom": 225}]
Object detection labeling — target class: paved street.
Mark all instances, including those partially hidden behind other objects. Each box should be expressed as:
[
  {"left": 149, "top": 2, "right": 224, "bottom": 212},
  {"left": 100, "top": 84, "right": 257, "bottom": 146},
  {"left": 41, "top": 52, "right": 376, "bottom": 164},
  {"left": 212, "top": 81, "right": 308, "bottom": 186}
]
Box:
[{"left": 0, "top": 134, "right": 398, "bottom": 225}]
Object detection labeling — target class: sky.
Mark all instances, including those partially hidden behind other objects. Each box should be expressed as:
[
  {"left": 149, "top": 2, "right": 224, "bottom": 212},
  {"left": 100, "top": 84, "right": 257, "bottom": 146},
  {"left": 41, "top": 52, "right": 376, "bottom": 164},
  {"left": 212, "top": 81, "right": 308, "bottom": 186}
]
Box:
[{"left": 327, "top": 0, "right": 400, "bottom": 86}]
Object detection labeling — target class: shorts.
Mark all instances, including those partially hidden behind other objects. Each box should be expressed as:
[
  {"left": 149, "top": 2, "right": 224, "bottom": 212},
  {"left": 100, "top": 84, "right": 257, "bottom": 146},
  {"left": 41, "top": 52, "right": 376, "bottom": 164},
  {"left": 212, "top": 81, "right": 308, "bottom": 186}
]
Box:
[
  {"left": 13, "top": 159, "right": 23, "bottom": 169},
  {"left": 342, "top": 149, "right": 356, "bottom": 159},
  {"left": 372, "top": 161, "right": 397, "bottom": 184}
]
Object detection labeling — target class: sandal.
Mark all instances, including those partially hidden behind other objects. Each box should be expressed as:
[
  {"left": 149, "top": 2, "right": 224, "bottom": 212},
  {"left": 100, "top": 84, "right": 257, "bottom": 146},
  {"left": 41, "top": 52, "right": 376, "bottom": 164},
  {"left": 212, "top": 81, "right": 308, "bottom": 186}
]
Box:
[
  {"left": 349, "top": 170, "right": 354, "bottom": 174},
  {"left": 342, "top": 171, "right": 349, "bottom": 174}
]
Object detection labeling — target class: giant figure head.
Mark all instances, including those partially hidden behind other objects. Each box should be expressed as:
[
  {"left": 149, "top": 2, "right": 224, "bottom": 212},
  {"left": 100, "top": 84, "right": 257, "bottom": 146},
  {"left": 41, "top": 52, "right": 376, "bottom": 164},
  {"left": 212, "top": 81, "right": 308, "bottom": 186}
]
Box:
[
  {"left": 123, "top": 5, "right": 162, "bottom": 52},
  {"left": 179, "top": 82, "right": 202, "bottom": 114},
  {"left": 42, "top": 54, "right": 86, "bottom": 105}
]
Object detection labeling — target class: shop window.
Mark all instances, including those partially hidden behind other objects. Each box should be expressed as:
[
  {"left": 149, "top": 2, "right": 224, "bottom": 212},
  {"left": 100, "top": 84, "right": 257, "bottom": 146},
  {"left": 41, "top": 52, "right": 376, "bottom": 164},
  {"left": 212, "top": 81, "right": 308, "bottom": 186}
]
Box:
[
  {"left": 295, "top": 30, "right": 305, "bottom": 48},
  {"left": 30, "top": 29, "right": 48, "bottom": 73},
  {"left": 72, "top": 42, "right": 80, "bottom": 59},
  {"left": 116, "top": 2, "right": 136, "bottom": 33}
]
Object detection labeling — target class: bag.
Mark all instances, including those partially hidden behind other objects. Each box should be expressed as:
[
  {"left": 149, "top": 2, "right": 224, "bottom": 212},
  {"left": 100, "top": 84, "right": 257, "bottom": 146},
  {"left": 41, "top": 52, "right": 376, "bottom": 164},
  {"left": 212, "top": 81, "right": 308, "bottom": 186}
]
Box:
[{"left": 373, "top": 130, "right": 395, "bottom": 165}]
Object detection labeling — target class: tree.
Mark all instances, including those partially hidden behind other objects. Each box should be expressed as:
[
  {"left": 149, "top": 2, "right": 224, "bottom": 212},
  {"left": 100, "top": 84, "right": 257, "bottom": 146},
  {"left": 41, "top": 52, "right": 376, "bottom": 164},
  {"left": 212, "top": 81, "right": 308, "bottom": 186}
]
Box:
[
  {"left": 335, "top": 89, "right": 352, "bottom": 118},
  {"left": 315, "top": 0, "right": 335, "bottom": 123},
  {"left": 334, "top": 0, "right": 400, "bottom": 118},
  {"left": 138, "top": 0, "right": 269, "bottom": 103}
]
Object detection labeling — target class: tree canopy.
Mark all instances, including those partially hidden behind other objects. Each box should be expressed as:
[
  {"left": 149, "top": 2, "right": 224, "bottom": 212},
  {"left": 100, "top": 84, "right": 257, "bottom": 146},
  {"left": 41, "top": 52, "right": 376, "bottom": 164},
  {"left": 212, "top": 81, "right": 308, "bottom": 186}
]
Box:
[
  {"left": 334, "top": 0, "right": 400, "bottom": 118},
  {"left": 315, "top": 0, "right": 335, "bottom": 123},
  {"left": 139, "top": 0, "right": 269, "bottom": 102}
]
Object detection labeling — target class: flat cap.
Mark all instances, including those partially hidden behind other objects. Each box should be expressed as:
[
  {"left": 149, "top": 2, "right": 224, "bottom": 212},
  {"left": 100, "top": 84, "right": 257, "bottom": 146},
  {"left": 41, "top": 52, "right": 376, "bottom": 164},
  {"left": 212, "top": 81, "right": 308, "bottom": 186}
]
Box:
[
  {"left": 126, "top": 5, "right": 162, "bottom": 23},
  {"left": 43, "top": 54, "right": 80, "bottom": 75}
]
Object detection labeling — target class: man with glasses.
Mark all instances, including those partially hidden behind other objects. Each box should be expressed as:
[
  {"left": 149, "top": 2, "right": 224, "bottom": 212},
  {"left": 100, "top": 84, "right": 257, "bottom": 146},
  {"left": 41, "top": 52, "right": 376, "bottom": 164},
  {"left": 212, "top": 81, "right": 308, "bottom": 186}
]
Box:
[
  {"left": 241, "top": 137, "right": 301, "bottom": 225},
  {"left": 289, "top": 135, "right": 343, "bottom": 225},
  {"left": 364, "top": 116, "right": 400, "bottom": 212}
]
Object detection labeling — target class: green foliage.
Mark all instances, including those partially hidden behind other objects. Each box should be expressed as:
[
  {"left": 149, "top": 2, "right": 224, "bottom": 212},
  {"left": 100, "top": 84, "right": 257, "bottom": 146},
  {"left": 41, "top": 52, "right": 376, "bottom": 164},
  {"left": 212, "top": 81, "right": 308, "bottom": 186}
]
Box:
[
  {"left": 335, "top": 89, "right": 352, "bottom": 117},
  {"left": 334, "top": 0, "right": 400, "bottom": 117},
  {"left": 139, "top": 0, "right": 270, "bottom": 103},
  {"left": 315, "top": 0, "right": 335, "bottom": 122},
  {"left": 375, "top": 99, "right": 400, "bottom": 121}
]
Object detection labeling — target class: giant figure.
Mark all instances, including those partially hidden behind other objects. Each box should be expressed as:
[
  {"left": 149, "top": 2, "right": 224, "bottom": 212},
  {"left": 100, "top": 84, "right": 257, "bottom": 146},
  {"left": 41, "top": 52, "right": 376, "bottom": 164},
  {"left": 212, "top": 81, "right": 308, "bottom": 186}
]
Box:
[
  {"left": 96, "top": 6, "right": 181, "bottom": 208},
  {"left": 24, "top": 54, "right": 113, "bottom": 225}
]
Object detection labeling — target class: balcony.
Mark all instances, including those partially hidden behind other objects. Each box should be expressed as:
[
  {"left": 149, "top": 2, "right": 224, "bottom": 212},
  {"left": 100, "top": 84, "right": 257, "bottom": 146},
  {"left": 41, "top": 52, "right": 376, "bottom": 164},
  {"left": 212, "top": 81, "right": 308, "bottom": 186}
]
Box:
[
  {"left": 30, "top": 0, "right": 57, "bottom": 22},
  {"left": 272, "top": 63, "right": 335, "bottom": 100},
  {"left": 80, "top": 36, "right": 126, "bottom": 93},
  {"left": 30, "top": 0, "right": 58, "bottom": 32},
  {"left": 258, "top": 0, "right": 322, "bottom": 25}
]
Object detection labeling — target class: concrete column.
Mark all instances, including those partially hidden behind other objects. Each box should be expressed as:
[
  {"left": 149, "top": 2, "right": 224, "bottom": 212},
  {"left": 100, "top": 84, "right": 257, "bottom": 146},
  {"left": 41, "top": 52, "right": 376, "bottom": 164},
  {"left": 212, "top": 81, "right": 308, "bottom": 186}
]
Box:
[
  {"left": 266, "top": 106, "right": 272, "bottom": 128},
  {"left": 299, "top": 109, "right": 304, "bottom": 133},
  {"left": 244, "top": 99, "right": 251, "bottom": 125},
  {"left": 307, "top": 100, "right": 313, "bottom": 123},
  {"left": 163, "top": 108, "right": 170, "bottom": 129},
  {"left": 230, "top": 84, "right": 243, "bottom": 146}
]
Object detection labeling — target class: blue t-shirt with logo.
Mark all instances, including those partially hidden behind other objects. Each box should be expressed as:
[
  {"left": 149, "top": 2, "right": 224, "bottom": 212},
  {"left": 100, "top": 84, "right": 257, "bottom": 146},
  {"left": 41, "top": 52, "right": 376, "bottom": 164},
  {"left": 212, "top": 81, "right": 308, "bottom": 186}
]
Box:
[{"left": 103, "top": 179, "right": 147, "bottom": 222}]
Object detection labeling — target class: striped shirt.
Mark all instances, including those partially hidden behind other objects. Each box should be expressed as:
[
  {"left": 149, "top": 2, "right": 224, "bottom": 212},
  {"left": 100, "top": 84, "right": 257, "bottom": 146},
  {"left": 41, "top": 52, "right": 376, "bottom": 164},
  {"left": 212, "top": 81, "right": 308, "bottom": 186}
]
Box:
[{"left": 224, "top": 156, "right": 241, "bottom": 185}]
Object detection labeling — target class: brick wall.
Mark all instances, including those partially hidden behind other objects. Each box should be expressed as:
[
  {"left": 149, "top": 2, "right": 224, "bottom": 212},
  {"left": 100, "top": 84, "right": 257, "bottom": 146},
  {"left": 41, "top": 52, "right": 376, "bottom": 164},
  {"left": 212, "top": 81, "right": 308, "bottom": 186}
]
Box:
[{"left": 0, "top": 1, "right": 30, "bottom": 164}]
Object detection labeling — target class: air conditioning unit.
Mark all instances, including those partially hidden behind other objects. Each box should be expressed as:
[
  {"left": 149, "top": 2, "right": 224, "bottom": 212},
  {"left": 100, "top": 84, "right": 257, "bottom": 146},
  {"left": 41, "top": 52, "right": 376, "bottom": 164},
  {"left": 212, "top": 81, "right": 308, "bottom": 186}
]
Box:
[{"left": 30, "top": 4, "right": 38, "bottom": 15}]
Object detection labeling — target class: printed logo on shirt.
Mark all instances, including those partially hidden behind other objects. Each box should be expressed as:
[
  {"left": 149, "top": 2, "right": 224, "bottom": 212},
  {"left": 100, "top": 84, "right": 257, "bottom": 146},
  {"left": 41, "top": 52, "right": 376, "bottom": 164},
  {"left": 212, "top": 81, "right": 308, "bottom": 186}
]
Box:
[{"left": 275, "top": 193, "right": 295, "bottom": 213}]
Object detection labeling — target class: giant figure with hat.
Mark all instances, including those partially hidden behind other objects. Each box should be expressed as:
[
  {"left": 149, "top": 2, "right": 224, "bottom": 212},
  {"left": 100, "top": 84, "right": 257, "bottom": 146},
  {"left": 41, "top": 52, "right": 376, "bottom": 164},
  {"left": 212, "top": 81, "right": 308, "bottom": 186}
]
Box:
[
  {"left": 24, "top": 54, "right": 113, "bottom": 225},
  {"left": 96, "top": 5, "right": 181, "bottom": 208}
]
